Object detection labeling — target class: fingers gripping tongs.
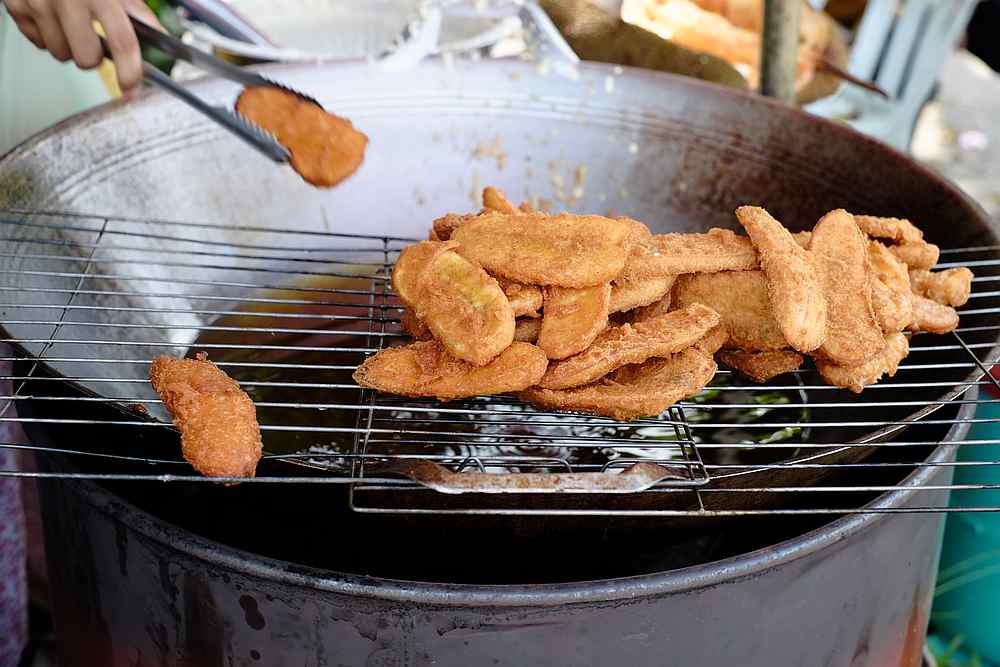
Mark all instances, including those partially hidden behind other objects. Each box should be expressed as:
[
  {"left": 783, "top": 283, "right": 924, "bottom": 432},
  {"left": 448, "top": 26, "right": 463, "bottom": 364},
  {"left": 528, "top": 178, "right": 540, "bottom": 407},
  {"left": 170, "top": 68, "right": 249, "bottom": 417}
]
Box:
[{"left": 102, "top": 16, "right": 318, "bottom": 163}]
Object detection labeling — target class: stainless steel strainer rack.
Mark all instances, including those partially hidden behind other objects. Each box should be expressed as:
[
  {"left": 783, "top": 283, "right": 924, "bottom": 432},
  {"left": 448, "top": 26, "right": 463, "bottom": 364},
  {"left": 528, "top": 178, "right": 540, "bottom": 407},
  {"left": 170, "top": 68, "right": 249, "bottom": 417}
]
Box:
[{"left": 1, "top": 209, "right": 999, "bottom": 516}]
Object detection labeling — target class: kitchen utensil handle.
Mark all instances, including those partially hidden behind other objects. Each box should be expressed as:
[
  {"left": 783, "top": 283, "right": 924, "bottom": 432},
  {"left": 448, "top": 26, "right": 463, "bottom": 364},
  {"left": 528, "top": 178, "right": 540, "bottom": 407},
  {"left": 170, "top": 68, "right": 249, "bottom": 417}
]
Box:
[
  {"left": 377, "top": 460, "right": 702, "bottom": 494},
  {"left": 172, "top": 0, "right": 274, "bottom": 46}
]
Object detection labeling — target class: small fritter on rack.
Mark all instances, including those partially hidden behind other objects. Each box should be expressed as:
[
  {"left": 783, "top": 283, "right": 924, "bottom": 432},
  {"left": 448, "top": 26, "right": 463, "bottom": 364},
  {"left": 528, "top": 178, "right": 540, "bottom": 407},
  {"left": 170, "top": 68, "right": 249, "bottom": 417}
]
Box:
[{"left": 353, "top": 187, "right": 975, "bottom": 419}]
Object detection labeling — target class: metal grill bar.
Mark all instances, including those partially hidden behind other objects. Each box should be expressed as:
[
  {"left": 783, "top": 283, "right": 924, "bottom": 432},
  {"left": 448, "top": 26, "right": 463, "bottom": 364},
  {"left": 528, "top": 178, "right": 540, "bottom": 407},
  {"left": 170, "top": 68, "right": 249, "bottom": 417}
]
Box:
[{"left": 1, "top": 209, "right": 998, "bottom": 515}]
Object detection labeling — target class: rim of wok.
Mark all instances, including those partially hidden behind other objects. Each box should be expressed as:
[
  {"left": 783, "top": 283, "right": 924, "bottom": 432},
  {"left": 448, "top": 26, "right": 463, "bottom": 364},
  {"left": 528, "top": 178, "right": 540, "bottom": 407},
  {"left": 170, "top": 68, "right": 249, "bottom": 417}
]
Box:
[{"left": 0, "top": 59, "right": 996, "bottom": 484}]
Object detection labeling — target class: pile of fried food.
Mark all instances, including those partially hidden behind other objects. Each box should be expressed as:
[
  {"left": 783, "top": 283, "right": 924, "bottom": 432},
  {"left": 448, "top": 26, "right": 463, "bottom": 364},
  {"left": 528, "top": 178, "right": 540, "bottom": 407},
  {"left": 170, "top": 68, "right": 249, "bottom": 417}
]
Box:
[{"left": 353, "top": 187, "right": 974, "bottom": 421}]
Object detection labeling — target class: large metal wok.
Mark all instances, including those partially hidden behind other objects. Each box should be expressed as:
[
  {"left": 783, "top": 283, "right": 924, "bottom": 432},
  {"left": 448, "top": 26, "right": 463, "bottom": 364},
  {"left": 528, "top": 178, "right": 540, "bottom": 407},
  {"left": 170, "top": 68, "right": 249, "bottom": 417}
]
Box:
[{"left": 0, "top": 59, "right": 996, "bottom": 516}]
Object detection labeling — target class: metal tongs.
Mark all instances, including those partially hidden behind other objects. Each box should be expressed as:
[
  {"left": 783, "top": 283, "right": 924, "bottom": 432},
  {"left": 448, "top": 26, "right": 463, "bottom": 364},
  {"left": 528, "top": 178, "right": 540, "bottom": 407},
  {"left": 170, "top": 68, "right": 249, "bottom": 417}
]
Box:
[{"left": 103, "top": 15, "right": 314, "bottom": 163}]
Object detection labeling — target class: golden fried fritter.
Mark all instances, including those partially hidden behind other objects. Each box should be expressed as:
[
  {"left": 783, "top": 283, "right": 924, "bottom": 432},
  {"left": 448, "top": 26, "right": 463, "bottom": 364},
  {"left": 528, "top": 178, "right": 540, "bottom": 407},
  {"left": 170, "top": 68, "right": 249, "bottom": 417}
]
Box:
[
  {"left": 736, "top": 206, "right": 827, "bottom": 352},
  {"left": 868, "top": 240, "right": 913, "bottom": 332},
  {"left": 537, "top": 303, "right": 720, "bottom": 389},
  {"left": 718, "top": 349, "right": 804, "bottom": 382},
  {"left": 150, "top": 354, "right": 262, "bottom": 478},
  {"left": 415, "top": 249, "right": 515, "bottom": 365},
  {"left": 235, "top": 86, "right": 366, "bottom": 188},
  {"left": 609, "top": 275, "right": 676, "bottom": 314},
  {"left": 623, "top": 228, "right": 758, "bottom": 279},
  {"left": 793, "top": 230, "right": 812, "bottom": 248},
  {"left": 498, "top": 278, "right": 543, "bottom": 318},
  {"left": 853, "top": 215, "right": 924, "bottom": 244},
  {"left": 353, "top": 341, "right": 548, "bottom": 400},
  {"left": 451, "top": 213, "right": 636, "bottom": 287},
  {"left": 629, "top": 292, "right": 673, "bottom": 323},
  {"left": 810, "top": 210, "right": 883, "bottom": 365},
  {"left": 514, "top": 317, "right": 543, "bottom": 343},
  {"left": 538, "top": 284, "right": 612, "bottom": 360},
  {"left": 815, "top": 332, "right": 908, "bottom": 393},
  {"left": 909, "top": 295, "right": 959, "bottom": 334},
  {"left": 695, "top": 324, "right": 730, "bottom": 355},
  {"left": 909, "top": 268, "right": 973, "bottom": 307},
  {"left": 392, "top": 240, "right": 453, "bottom": 307},
  {"left": 890, "top": 241, "right": 940, "bottom": 270},
  {"left": 521, "top": 348, "right": 716, "bottom": 420},
  {"left": 673, "top": 270, "right": 787, "bottom": 351},
  {"left": 400, "top": 308, "right": 431, "bottom": 340}
]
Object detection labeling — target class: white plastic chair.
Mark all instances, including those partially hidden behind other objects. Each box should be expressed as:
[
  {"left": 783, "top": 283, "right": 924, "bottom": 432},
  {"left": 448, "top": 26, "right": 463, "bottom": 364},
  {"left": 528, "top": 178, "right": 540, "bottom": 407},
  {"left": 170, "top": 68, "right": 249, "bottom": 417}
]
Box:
[{"left": 805, "top": 0, "right": 978, "bottom": 151}]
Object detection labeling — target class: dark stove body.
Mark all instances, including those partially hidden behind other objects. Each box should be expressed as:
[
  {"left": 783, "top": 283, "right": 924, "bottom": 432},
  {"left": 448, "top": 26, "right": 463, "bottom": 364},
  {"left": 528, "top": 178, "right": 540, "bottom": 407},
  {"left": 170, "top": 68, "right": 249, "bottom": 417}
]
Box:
[{"left": 34, "top": 414, "right": 964, "bottom": 667}]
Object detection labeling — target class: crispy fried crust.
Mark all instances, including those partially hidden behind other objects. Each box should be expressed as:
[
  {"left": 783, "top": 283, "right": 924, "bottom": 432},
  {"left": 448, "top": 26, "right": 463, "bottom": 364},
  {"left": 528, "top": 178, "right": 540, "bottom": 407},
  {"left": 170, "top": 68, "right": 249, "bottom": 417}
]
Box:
[
  {"left": 695, "top": 324, "right": 730, "bottom": 355},
  {"left": 810, "top": 210, "right": 884, "bottom": 364},
  {"left": 392, "top": 240, "right": 455, "bottom": 306},
  {"left": 609, "top": 275, "right": 675, "bottom": 314},
  {"left": 415, "top": 249, "right": 515, "bottom": 365},
  {"left": 890, "top": 241, "right": 940, "bottom": 270},
  {"left": 482, "top": 186, "right": 519, "bottom": 214},
  {"left": 673, "top": 270, "right": 787, "bottom": 351},
  {"left": 537, "top": 303, "right": 721, "bottom": 389},
  {"left": 718, "top": 349, "right": 804, "bottom": 382},
  {"left": 514, "top": 317, "right": 543, "bottom": 343},
  {"left": 909, "top": 268, "right": 973, "bottom": 307},
  {"left": 623, "top": 228, "right": 758, "bottom": 279},
  {"left": 521, "top": 348, "right": 716, "bottom": 420},
  {"left": 430, "top": 213, "right": 473, "bottom": 242},
  {"left": 451, "top": 213, "right": 636, "bottom": 287},
  {"left": 630, "top": 292, "right": 673, "bottom": 323},
  {"left": 815, "top": 332, "right": 908, "bottom": 393},
  {"left": 400, "top": 308, "right": 431, "bottom": 340},
  {"left": 909, "top": 295, "right": 959, "bottom": 334},
  {"left": 853, "top": 215, "right": 924, "bottom": 244},
  {"left": 235, "top": 86, "right": 366, "bottom": 188},
  {"left": 868, "top": 240, "right": 913, "bottom": 332},
  {"left": 150, "top": 355, "right": 262, "bottom": 478},
  {"left": 498, "top": 278, "right": 543, "bottom": 318},
  {"left": 538, "top": 284, "right": 612, "bottom": 360},
  {"left": 353, "top": 341, "right": 548, "bottom": 400},
  {"left": 736, "top": 206, "right": 827, "bottom": 352}
]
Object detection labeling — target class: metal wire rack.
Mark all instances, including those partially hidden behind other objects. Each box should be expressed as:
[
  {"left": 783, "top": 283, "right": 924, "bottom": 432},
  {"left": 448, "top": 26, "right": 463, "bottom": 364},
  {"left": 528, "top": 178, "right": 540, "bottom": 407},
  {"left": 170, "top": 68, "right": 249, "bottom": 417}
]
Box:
[{"left": 1, "top": 209, "right": 999, "bottom": 516}]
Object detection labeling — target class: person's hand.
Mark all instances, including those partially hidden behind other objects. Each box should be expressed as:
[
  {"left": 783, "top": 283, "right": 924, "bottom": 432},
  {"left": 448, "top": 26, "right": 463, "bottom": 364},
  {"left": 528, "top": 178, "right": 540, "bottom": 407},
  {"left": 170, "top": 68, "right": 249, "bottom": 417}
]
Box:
[{"left": 3, "top": 0, "right": 162, "bottom": 94}]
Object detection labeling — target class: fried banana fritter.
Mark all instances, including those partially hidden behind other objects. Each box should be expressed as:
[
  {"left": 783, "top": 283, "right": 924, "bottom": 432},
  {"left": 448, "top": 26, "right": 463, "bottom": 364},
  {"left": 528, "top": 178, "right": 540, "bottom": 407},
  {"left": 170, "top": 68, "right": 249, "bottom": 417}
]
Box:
[
  {"left": 451, "top": 213, "right": 636, "bottom": 287},
  {"left": 623, "top": 228, "right": 758, "bottom": 279},
  {"left": 521, "top": 348, "right": 716, "bottom": 420},
  {"left": 909, "top": 295, "right": 959, "bottom": 334},
  {"left": 810, "top": 210, "right": 883, "bottom": 365},
  {"left": 736, "top": 206, "right": 827, "bottom": 353},
  {"left": 673, "top": 270, "right": 787, "bottom": 351},
  {"left": 392, "top": 240, "right": 453, "bottom": 306},
  {"left": 537, "top": 303, "right": 721, "bottom": 390},
  {"left": 890, "top": 241, "right": 940, "bottom": 270},
  {"left": 498, "top": 278, "right": 543, "bottom": 317},
  {"left": 609, "top": 275, "right": 675, "bottom": 314},
  {"left": 695, "top": 324, "right": 730, "bottom": 355},
  {"left": 815, "top": 332, "right": 908, "bottom": 393},
  {"left": 868, "top": 240, "right": 913, "bottom": 332},
  {"left": 514, "top": 317, "right": 543, "bottom": 343},
  {"left": 483, "top": 186, "right": 519, "bottom": 214},
  {"left": 630, "top": 292, "right": 673, "bottom": 323},
  {"left": 853, "top": 215, "right": 924, "bottom": 244},
  {"left": 718, "top": 349, "right": 804, "bottom": 383},
  {"left": 150, "top": 354, "right": 262, "bottom": 478},
  {"left": 353, "top": 341, "right": 548, "bottom": 400},
  {"left": 400, "top": 308, "right": 431, "bottom": 340},
  {"left": 416, "top": 249, "right": 515, "bottom": 365},
  {"left": 235, "top": 86, "right": 367, "bottom": 188},
  {"left": 538, "top": 284, "right": 612, "bottom": 360},
  {"left": 909, "top": 268, "right": 973, "bottom": 307}
]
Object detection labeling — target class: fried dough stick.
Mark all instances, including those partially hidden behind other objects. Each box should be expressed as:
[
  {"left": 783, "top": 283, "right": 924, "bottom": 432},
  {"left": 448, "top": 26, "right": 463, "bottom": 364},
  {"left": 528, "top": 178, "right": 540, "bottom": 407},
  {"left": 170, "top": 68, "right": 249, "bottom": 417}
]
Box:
[
  {"left": 815, "top": 332, "right": 909, "bottom": 393},
  {"left": 810, "top": 210, "right": 883, "bottom": 365},
  {"left": 909, "top": 268, "right": 973, "bottom": 308},
  {"left": 736, "top": 206, "right": 827, "bottom": 352},
  {"left": 673, "top": 270, "right": 787, "bottom": 351},
  {"left": 537, "top": 303, "right": 720, "bottom": 389},
  {"left": 451, "top": 213, "right": 636, "bottom": 287},
  {"left": 235, "top": 86, "right": 367, "bottom": 188},
  {"left": 624, "top": 228, "right": 758, "bottom": 279},
  {"left": 521, "top": 348, "right": 717, "bottom": 421},
  {"left": 538, "top": 284, "right": 612, "bottom": 359},
  {"left": 718, "top": 349, "right": 804, "bottom": 383},
  {"left": 353, "top": 341, "right": 548, "bottom": 400},
  {"left": 150, "top": 354, "right": 262, "bottom": 478}
]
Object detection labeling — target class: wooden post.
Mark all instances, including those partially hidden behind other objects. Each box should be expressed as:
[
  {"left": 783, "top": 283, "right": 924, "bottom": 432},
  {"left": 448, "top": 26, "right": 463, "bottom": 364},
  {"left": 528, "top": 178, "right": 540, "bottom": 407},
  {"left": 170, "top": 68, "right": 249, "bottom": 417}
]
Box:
[{"left": 760, "top": 0, "right": 801, "bottom": 103}]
